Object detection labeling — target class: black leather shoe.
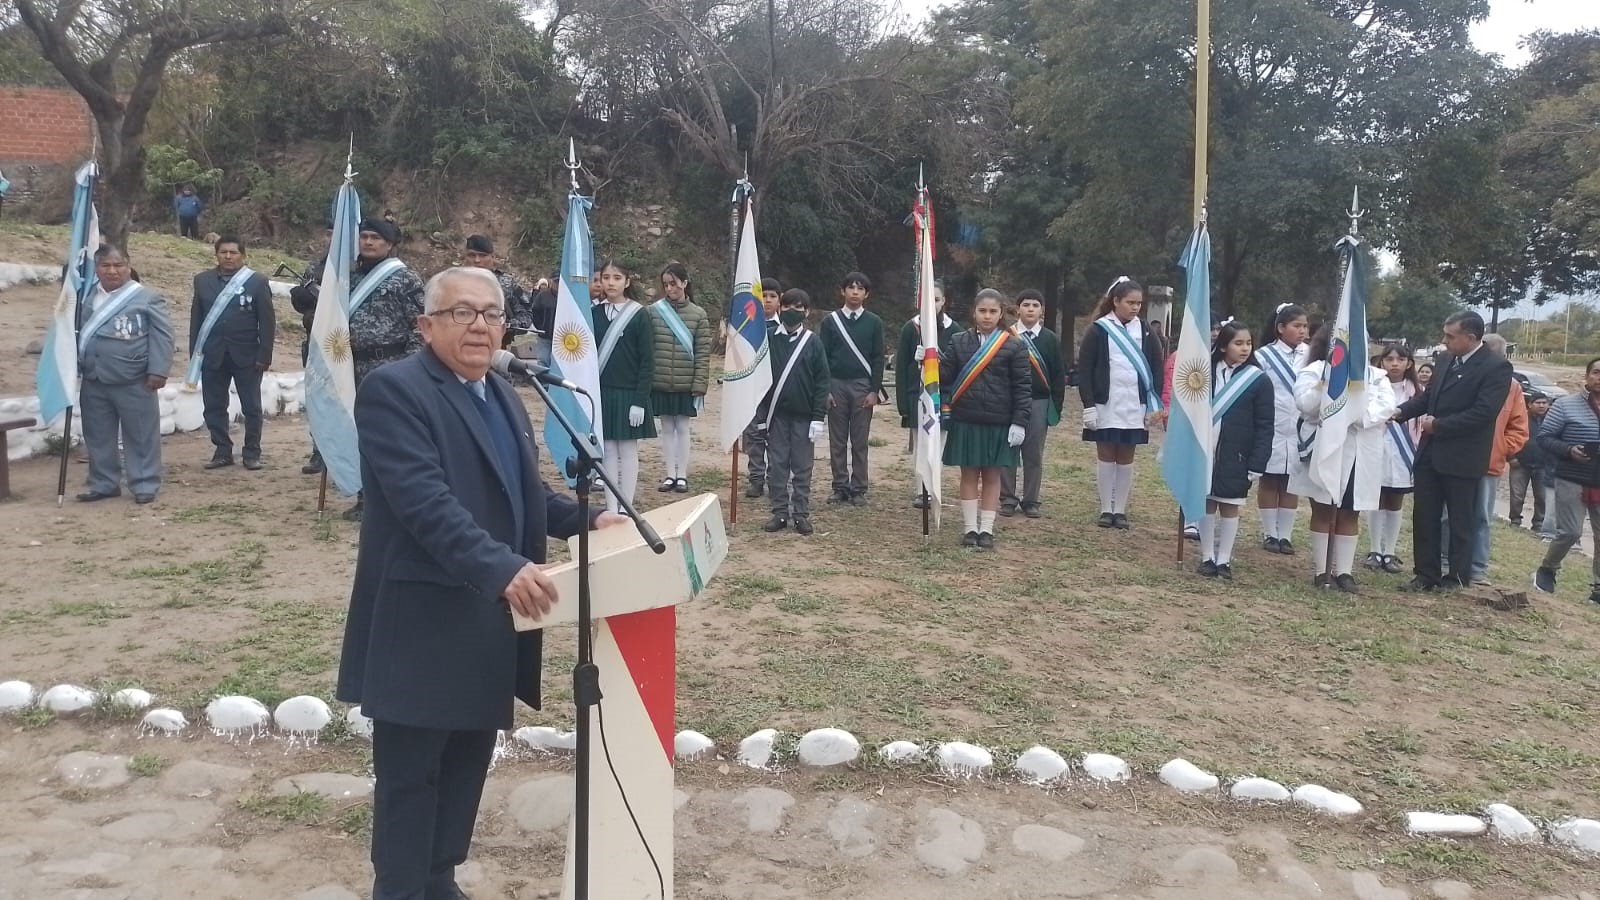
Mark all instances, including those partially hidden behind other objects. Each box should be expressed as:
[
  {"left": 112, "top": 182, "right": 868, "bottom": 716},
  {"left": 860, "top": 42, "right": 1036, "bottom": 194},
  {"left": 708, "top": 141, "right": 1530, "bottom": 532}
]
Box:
[
  {"left": 794, "top": 518, "right": 814, "bottom": 536},
  {"left": 1216, "top": 563, "right": 1233, "bottom": 581},
  {"left": 1111, "top": 513, "right": 1130, "bottom": 529},
  {"left": 203, "top": 456, "right": 233, "bottom": 469},
  {"left": 134, "top": 493, "right": 156, "bottom": 504},
  {"left": 301, "top": 457, "right": 325, "bottom": 475},
  {"left": 1096, "top": 512, "right": 1115, "bottom": 528},
  {"left": 1277, "top": 539, "right": 1296, "bottom": 555},
  {"left": 1022, "top": 503, "right": 1042, "bottom": 519},
  {"left": 745, "top": 481, "right": 765, "bottom": 498},
  {"left": 961, "top": 531, "right": 979, "bottom": 548},
  {"left": 242, "top": 458, "right": 263, "bottom": 471},
  {"left": 341, "top": 502, "right": 364, "bottom": 522},
  {"left": 75, "top": 491, "right": 119, "bottom": 502},
  {"left": 1400, "top": 576, "right": 1438, "bottom": 593},
  {"left": 912, "top": 495, "right": 929, "bottom": 509},
  {"left": 976, "top": 532, "right": 995, "bottom": 550},
  {"left": 673, "top": 478, "right": 689, "bottom": 493},
  {"left": 1334, "top": 573, "right": 1360, "bottom": 594},
  {"left": 762, "top": 515, "right": 788, "bottom": 533},
  {"left": 999, "top": 503, "right": 1017, "bottom": 518},
  {"left": 1198, "top": 560, "right": 1218, "bottom": 577}
]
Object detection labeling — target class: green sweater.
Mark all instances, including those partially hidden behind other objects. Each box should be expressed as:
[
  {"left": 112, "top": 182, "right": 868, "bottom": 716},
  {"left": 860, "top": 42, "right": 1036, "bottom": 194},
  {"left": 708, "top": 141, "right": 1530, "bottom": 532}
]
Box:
[
  {"left": 647, "top": 298, "right": 713, "bottom": 395},
  {"left": 820, "top": 307, "right": 885, "bottom": 389},
  {"left": 765, "top": 328, "right": 830, "bottom": 421},
  {"left": 591, "top": 301, "right": 654, "bottom": 394},
  {"left": 895, "top": 314, "right": 960, "bottom": 427},
  {"left": 1014, "top": 325, "right": 1067, "bottom": 411}
]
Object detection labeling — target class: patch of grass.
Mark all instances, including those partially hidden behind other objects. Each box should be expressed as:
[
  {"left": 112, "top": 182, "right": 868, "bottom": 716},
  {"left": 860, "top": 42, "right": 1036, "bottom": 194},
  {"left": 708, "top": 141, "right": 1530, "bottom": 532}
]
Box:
[
  {"left": 168, "top": 502, "right": 255, "bottom": 525},
  {"left": 1361, "top": 726, "right": 1424, "bottom": 756},
  {"left": 774, "top": 592, "right": 829, "bottom": 615},
  {"left": 128, "top": 752, "right": 170, "bottom": 778},
  {"left": 47, "top": 601, "right": 130, "bottom": 624},
  {"left": 239, "top": 790, "right": 329, "bottom": 823},
  {"left": 15, "top": 706, "right": 55, "bottom": 730},
  {"left": 715, "top": 574, "right": 785, "bottom": 611},
  {"left": 333, "top": 803, "right": 373, "bottom": 836},
  {"left": 130, "top": 540, "right": 268, "bottom": 586},
  {"left": 1383, "top": 841, "right": 1493, "bottom": 880}
]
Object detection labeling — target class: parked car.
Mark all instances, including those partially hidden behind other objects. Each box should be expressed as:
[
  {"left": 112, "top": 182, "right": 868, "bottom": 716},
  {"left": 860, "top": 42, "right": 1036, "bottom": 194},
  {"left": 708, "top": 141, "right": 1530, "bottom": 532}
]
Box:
[{"left": 1513, "top": 368, "right": 1569, "bottom": 400}]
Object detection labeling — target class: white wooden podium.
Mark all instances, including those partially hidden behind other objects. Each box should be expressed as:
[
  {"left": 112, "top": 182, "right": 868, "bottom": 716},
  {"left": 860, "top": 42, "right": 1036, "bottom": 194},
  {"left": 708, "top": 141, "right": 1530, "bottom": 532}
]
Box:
[{"left": 513, "top": 493, "right": 727, "bottom": 900}]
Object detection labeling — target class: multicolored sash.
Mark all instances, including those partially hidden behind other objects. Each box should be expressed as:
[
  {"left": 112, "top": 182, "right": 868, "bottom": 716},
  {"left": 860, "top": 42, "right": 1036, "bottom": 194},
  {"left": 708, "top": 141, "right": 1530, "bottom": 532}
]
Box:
[
  {"left": 78, "top": 282, "right": 143, "bottom": 354},
  {"left": 1211, "top": 364, "right": 1263, "bottom": 425},
  {"left": 653, "top": 300, "right": 695, "bottom": 361},
  {"left": 185, "top": 266, "right": 256, "bottom": 386},
  {"left": 1014, "top": 325, "right": 1048, "bottom": 385},
  {"left": 764, "top": 331, "right": 813, "bottom": 430},
  {"left": 597, "top": 300, "right": 642, "bottom": 371},
  {"left": 1096, "top": 317, "right": 1161, "bottom": 412},
  {"left": 947, "top": 329, "right": 1009, "bottom": 408},
  {"left": 1257, "top": 342, "right": 1298, "bottom": 396},
  {"left": 348, "top": 258, "right": 404, "bottom": 316}
]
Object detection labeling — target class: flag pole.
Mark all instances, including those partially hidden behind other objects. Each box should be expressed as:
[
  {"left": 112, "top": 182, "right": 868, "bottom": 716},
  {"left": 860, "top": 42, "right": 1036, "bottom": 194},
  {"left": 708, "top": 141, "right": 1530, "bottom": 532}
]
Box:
[
  {"left": 728, "top": 144, "right": 746, "bottom": 525},
  {"left": 56, "top": 157, "right": 97, "bottom": 506},
  {"left": 1176, "top": 0, "right": 1211, "bottom": 560}
]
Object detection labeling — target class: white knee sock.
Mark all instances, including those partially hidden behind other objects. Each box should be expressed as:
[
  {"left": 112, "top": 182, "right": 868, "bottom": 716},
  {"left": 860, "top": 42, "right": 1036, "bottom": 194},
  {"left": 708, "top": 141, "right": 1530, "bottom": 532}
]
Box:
[
  {"left": 1372, "top": 510, "right": 1391, "bottom": 556},
  {"left": 978, "top": 509, "right": 997, "bottom": 535},
  {"left": 1198, "top": 514, "right": 1217, "bottom": 562},
  {"left": 1387, "top": 509, "right": 1404, "bottom": 556},
  {"left": 1113, "top": 463, "right": 1134, "bottom": 514},
  {"left": 606, "top": 440, "right": 639, "bottom": 514},
  {"left": 1096, "top": 461, "right": 1115, "bottom": 513},
  {"left": 1277, "top": 506, "right": 1298, "bottom": 542},
  {"left": 1310, "top": 530, "right": 1330, "bottom": 575},
  {"left": 1258, "top": 505, "right": 1278, "bottom": 540},
  {"left": 1217, "top": 517, "right": 1240, "bottom": 565},
  {"left": 676, "top": 420, "right": 692, "bottom": 479},
  {"left": 602, "top": 440, "right": 623, "bottom": 513},
  {"left": 962, "top": 499, "right": 979, "bottom": 533},
  {"left": 1333, "top": 533, "right": 1359, "bottom": 576},
  {"left": 658, "top": 419, "right": 679, "bottom": 478}
]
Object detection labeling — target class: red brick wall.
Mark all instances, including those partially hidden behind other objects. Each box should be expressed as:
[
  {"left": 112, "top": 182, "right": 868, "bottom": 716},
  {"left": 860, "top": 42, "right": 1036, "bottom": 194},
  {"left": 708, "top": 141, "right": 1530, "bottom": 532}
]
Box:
[{"left": 0, "top": 86, "right": 94, "bottom": 165}]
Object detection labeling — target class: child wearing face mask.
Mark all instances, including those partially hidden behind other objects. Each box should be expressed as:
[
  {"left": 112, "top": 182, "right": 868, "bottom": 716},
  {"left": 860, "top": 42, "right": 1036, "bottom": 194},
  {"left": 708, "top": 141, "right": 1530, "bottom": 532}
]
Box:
[
  {"left": 591, "top": 257, "right": 656, "bottom": 514},
  {"left": 760, "top": 289, "right": 830, "bottom": 536}
]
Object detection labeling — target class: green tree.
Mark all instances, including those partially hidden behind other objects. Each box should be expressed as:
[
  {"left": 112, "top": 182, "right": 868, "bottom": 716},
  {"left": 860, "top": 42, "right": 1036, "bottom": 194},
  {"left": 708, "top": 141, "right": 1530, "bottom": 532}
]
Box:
[{"left": 1367, "top": 274, "right": 1463, "bottom": 348}]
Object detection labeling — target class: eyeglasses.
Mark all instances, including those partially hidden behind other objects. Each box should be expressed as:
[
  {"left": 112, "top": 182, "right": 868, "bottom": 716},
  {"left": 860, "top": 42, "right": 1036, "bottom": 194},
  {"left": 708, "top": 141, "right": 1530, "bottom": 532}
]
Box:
[{"left": 431, "top": 307, "right": 507, "bottom": 326}]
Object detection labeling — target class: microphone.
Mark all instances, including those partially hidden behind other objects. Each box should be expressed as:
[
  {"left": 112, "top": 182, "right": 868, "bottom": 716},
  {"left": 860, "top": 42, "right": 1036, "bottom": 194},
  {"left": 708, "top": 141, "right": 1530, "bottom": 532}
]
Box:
[{"left": 492, "top": 349, "right": 590, "bottom": 395}]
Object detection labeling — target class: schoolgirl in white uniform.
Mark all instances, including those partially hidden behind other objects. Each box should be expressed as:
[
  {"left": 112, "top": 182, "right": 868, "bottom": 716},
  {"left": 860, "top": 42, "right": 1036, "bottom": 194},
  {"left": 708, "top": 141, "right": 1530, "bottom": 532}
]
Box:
[
  {"left": 1366, "top": 343, "right": 1421, "bottom": 573},
  {"left": 1252, "top": 303, "right": 1310, "bottom": 554}
]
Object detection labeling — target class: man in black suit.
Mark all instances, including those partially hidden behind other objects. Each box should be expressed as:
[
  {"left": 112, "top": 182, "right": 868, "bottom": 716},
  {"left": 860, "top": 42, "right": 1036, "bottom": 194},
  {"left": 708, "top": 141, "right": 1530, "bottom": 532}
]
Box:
[
  {"left": 336, "top": 266, "right": 626, "bottom": 899},
  {"left": 1394, "top": 310, "right": 1512, "bottom": 591}
]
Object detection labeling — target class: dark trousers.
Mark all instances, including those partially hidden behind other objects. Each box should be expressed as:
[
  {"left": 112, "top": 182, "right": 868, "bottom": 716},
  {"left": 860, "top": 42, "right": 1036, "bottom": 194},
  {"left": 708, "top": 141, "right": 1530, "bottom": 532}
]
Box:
[
  {"left": 201, "top": 359, "right": 264, "bottom": 460},
  {"left": 1001, "top": 397, "right": 1050, "bottom": 507},
  {"left": 371, "top": 720, "right": 498, "bottom": 900},
  {"left": 767, "top": 415, "right": 815, "bottom": 520},
  {"left": 743, "top": 416, "right": 768, "bottom": 486},
  {"left": 1412, "top": 458, "right": 1481, "bottom": 586},
  {"left": 179, "top": 215, "right": 200, "bottom": 239},
  {"left": 828, "top": 377, "right": 873, "bottom": 496},
  {"left": 1507, "top": 462, "right": 1547, "bottom": 529}
]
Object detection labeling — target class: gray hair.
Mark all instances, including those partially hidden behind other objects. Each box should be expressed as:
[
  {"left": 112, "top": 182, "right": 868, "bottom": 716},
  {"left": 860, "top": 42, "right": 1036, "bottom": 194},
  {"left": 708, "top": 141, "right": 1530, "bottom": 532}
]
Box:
[
  {"left": 423, "top": 266, "right": 504, "bottom": 314},
  {"left": 1481, "top": 333, "right": 1507, "bottom": 356}
]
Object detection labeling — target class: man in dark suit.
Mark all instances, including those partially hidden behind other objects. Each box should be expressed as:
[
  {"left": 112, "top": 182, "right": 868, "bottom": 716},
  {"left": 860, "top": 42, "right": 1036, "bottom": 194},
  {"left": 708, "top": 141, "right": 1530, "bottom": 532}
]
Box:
[
  {"left": 189, "top": 236, "right": 275, "bottom": 470},
  {"left": 336, "top": 266, "right": 626, "bottom": 899},
  {"left": 1394, "top": 310, "right": 1512, "bottom": 591}
]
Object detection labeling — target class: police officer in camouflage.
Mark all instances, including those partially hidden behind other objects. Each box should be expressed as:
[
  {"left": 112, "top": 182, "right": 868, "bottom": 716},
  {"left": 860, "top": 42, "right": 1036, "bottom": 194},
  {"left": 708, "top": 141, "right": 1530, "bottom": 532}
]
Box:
[
  {"left": 462, "top": 234, "right": 533, "bottom": 347},
  {"left": 344, "top": 217, "right": 425, "bottom": 520}
]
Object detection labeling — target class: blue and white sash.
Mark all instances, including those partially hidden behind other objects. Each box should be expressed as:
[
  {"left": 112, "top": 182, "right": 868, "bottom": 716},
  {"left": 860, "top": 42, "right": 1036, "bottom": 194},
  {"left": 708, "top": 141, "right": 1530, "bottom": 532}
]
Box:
[
  {"left": 765, "top": 331, "right": 813, "bottom": 430},
  {"left": 348, "top": 258, "right": 404, "bottom": 316},
  {"left": 1096, "top": 317, "right": 1160, "bottom": 412},
  {"left": 1387, "top": 421, "right": 1416, "bottom": 472},
  {"left": 78, "top": 282, "right": 144, "bottom": 354},
  {"left": 1257, "top": 342, "right": 1298, "bottom": 395},
  {"left": 597, "top": 301, "right": 642, "bottom": 371},
  {"left": 654, "top": 300, "right": 695, "bottom": 360},
  {"left": 1211, "top": 365, "right": 1263, "bottom": 425},
  {"left": 185, "top": 267, "right": 256, "bottom": 385}
]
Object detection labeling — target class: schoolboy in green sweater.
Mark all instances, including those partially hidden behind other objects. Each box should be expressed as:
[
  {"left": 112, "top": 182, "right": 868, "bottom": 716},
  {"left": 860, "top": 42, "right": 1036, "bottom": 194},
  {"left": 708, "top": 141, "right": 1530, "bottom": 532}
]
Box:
[
  {"left": 762, "top": 289, "right": 830, "bottom": 535},
  {"left": 822, "top": 271, "right": 885, "bottom": 505},
  {"left": 1000, "top": 289, "right": 1067, "bottom": 517}
]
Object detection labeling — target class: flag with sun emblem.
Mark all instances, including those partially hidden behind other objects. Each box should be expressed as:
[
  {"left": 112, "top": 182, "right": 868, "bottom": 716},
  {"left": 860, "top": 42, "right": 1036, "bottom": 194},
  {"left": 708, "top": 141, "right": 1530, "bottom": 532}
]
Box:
[
  {"left": 304, "top": 163, "right": 362, "bottom": 495},
  {"left": 719, "top": 187, "right": 773, "bottom": 451},
  {"left": 544, "top": 189, "right": 605, "bottom": 484},
  {"left": 1161, "top": 222, "right": 1214, "bottom": 526}
]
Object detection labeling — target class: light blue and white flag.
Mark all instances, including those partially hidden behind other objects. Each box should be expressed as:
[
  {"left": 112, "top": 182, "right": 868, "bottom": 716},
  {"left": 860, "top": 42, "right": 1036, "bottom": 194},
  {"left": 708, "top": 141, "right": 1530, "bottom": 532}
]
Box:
[
  {"left": 544, "top": 190, "right": 605, "bottom": 484},
  {"left": 304, "top": 166, "right": 362, "bottom": 495},
  {"left": 719, "top": 186, "right": 772, "bottom": 451},
  {"left": 1161, "top": 223, "right": 1214, "bottom": 526},
  {"left": 35, "top": 161, "right": 99, "bottom": 424}
]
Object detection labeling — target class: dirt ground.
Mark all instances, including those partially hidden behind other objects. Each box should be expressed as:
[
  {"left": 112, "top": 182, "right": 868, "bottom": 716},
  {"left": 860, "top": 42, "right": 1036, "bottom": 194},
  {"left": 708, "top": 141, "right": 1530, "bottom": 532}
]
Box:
[{"left": 2, "top": 226, "right": 1600, "bottom": 896}]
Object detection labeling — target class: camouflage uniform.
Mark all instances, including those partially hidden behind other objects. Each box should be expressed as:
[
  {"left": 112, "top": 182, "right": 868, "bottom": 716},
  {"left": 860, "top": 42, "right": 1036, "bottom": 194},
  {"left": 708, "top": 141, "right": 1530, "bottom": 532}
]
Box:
[
  {"left": 493, "top": 269, "right": 535, "bottom": 334},
  {"left": 350, "top": 260, "right": 425, "bottom": 384}
]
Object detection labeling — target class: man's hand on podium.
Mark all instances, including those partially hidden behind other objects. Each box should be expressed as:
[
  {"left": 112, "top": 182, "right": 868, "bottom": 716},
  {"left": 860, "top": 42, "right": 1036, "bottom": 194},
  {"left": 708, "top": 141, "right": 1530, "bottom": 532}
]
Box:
[
  {"left": 504, "top": 562, "right": 560, "bottom": 621},
  {"left": 594, "top": 511, "right": 631, "bottom": 529}
]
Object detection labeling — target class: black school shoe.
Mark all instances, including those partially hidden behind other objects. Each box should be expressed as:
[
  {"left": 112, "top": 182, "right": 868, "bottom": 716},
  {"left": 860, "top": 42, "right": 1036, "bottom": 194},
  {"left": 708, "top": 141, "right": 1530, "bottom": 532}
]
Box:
[
  {"left": 673, "top": 478, "right": 689, "bottom": 493},
  {"left": 976, "top": 532, "right": 995, "bottom": 550},
  {"left": 1334, "top": 574, "right": 1360, "bottom": 594},
  {"left": 1022, "top": 503, "right": 1042, "bottom": 519},
  {"left": 999, "top": 503, "right": 1017, "bottom": 518},
  {"left": 1313, "top": 573, "right": 1333, "bottom": 590},
  {"left": 745, "top": 481, "right": 765, "bottom": 498},
  {"left": 763, "top": 515, "right": 788, "bottom": 532},
  {"left": 826, "top": 491, "right": 851, "bottom": 504},
  {"left": 1263, "top": 536, "right": 1281, "bottom": 553},
  {"left": 203, "top": 455, "right": 233, "bottom": 470},
  {"left": 1112, "top": 513, "right": 1130, "bottom": 530},
  {"left": 912, "top": 495, "right": 930, "bottom": 509},
  {"left": 1216, "top": 563, "right": 1233, "bottom": 581},
  {"left": 962, "top": 531, "right": 979, "bottom": 548},
  {"left": 1276, "top": 539, "right": 1296, "bottom": 555},
  {"left": 1096, "top": 512, "right": 1115, "bottom": 528},
  {"left": 658, "top": 478, "right": 676, "bottom": 493},
  {"left": 794, "top": 518, "right": 814, "bottom": 536},
  {"left": 1362, "top": 552, "right": 1384, "bottom": 570},
  {"left": 1197, "top": 560, "right": 1218, "bottom": 578}
]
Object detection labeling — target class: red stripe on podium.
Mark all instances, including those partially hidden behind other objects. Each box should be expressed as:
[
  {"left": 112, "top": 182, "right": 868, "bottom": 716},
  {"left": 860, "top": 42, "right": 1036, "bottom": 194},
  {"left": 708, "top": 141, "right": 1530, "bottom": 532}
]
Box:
[{"left": 606, "top": 606, "right": 677, "bottom": 762}]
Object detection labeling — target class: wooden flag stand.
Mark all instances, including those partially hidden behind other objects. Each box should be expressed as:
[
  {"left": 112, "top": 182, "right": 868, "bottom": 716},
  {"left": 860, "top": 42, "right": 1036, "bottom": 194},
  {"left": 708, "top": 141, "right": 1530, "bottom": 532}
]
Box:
[{"left": 513, "top": 493, "right": 727, "bottom": 900}]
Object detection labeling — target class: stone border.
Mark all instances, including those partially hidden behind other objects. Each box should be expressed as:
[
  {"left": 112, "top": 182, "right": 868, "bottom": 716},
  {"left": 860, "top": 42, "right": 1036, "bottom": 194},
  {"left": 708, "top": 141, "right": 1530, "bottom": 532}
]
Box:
[{"left": 3, "top": 679, "right": 1598, "bottom": 859}]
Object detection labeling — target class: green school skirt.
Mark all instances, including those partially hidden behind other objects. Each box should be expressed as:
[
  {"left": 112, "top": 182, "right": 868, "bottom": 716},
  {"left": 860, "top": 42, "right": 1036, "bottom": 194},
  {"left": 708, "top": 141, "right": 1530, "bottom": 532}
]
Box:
[
  {"left": 651, "top": 390, "right": 698, "bottom": 417},
  {"left": 943, "top": 421, "right": 1018, "bottom": 468},
  {"left": 600, "top": 388, "right": 657, "bottom": 440}
]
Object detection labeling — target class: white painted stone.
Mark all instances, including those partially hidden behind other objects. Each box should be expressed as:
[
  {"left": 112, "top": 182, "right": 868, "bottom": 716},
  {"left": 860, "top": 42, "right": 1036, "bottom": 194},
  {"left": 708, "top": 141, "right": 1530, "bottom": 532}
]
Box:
[
  {"left": 272, "top": 773, "right": 374, "bottom": 800},
  {"left": 109, "top": 687, "right": 152, "bottom": 710},
  {"left": 732, "top": 787, "right": 795, "bottom": 834},
  {"left": 0, "top": 263, "right": 59, "bottom": 290},
  {"left": 1485, "top": 802, "right": 1539, "bottom": 843},
  {"left": 55, "top": 751, "right": 130, "bottom": 789},
  {"left": 1292, "top": 784, "right": 1364, "bottom": 817},
  {"left": 141, "top": 708, "right": 188, "bottom": 733},
  {"left": 172, "top": 389, "right": 206, "bottom": 432},
  {"left": 513, "top": 725, "right": 576, "bottom": 752},
  {"left": 1013, "top": 746, "right": 1069, "bottom": 784},
  {"left": 736, "top": 728, "right": 777, "bottom": 769},
  {"left": 344, "top": 706, "right": 373, "bottom": 739},
  {"left": 1011, "top": 823, "right": 1085, "bottom": 861},
  {"left": 1159, "top": 758, "right": 1220, "bottom": 793},
  {"left": 877, "top": 740, "right": 923, "bottom": 763},
  {"left": 1552, "top": 817, "right": 1600, "bottom": 854},
  {"left": 0, "top": 680, "right": 34, "bottom": 712},
  {"left": 673, "top": 729, "right": 715, "bottom": 760},
  {"left": 273, "top": 695, "right": 332, "bottom": 734},
  {"left": 1081, "top": 752, "right": 1132, "bottom": 782},
  {"left": 1230, "top": 777, "right": 1291, "bottom": 802},
  {"left": 1406, "top": 812, "right": 1487, "bottom": 837},
  {"left": 205, "top": 695, "right": 269, "bottom": 733},
  {"left": 796, "top": 728, "right": 860, "bottom": 767},
  {"left": 936, "top": 741, "right": 993, "bottom": 777},
  {"left": 40, "top": 683, "right": 96, "bottom": 713}
]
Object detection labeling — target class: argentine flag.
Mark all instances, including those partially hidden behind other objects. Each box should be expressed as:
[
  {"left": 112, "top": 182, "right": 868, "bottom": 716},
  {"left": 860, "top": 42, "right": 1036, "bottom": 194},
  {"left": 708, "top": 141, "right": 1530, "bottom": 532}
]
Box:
[
  {"left": 544, "top": 190, "right": 605, "bottom": 484},
  {"left": 35, "top": 161, "right": 99, "bottom": 424},
  {"left": 1161, "top": 223, "right": 1214, "bottom": 526},
  {"left": 304, "top": 169, "right": 362, "bottom": 495},
  {"left": 719, "top": 190, "right": 773, "bottom": 451}
]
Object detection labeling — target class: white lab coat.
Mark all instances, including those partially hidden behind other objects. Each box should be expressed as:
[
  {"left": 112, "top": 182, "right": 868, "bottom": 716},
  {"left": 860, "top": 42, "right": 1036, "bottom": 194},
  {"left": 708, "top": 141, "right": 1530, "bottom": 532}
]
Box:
[
  {"left": 1256, "top": 340, "right": 1309, "bottom": 474},
  {"left": 1287, "top": 363, "right": 1397, "bottom": 510}
]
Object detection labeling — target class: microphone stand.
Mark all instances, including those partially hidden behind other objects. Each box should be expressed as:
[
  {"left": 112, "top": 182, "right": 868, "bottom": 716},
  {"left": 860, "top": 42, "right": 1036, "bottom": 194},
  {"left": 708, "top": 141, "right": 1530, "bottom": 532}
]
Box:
[{"left": 520, "top": 373, "right": 666, "bottom": 900}]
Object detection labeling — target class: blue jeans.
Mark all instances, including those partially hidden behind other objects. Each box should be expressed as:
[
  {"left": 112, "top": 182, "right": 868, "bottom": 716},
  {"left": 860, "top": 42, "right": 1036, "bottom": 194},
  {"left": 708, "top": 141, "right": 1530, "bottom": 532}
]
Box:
[{"left": 1439, "top": 474, "right": 1498, "bottom": 580}]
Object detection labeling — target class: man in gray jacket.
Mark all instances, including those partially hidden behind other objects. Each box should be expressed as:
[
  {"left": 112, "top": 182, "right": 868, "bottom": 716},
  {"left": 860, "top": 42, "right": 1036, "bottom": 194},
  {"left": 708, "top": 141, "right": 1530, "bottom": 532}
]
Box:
[
  {"left": 78, "top": 245, "right": 174, "bottom": 504},
  {"left": 1532, "top": 357, "right": 1600, "bottom": 605}
]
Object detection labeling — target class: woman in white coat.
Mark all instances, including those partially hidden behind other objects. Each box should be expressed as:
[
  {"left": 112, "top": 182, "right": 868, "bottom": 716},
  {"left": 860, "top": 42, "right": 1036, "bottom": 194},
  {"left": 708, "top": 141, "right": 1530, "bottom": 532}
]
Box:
[
  {"left": 1253, "top": 303, "right": 1310, "bottom": 554},
  {"left": 1288, "top": 325, "right": 1397, "bottom": 594}
]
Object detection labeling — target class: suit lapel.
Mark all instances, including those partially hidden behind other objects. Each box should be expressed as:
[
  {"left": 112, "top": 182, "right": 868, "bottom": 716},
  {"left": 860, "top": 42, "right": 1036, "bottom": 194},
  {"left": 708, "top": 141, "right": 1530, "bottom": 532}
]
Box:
[
  {"left": 438, "top": 379, "right": 513, "bottom": 491},
  {"left": 488, "top": 373, "right": 534, "bottom": 546}
]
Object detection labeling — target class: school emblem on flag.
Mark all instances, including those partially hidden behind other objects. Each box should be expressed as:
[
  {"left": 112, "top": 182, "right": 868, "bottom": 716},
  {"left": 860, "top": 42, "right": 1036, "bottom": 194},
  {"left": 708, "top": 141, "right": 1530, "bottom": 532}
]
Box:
[{"left": 719, "top": 186, "right": 773, "bottom": 452}]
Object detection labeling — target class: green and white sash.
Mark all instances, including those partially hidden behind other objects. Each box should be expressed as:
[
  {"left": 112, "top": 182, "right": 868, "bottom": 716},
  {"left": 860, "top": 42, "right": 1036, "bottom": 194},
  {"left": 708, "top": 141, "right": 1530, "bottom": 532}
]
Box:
[
  {"left": 78, "top": 282, "right": 144, "bottom": 354},
  {"left": 1095, "top": 317, "right": 1161, "bottom": 412},
  {"left": 654, "top": 300, "right": 695, "bottom": 360},
  {"left": 348, "top": 258, "right": 404, "bottom": 316},
  {"left": 1211, "top": 364, "right": 1263, "bottom": 425},
  {"left": 765, "top": 330, "right": 813, "bottom": 431},
  {"left": 185, "top": 266, "right": 256, "bottom": 385},
  {"left": 597, "top": 301, "right": 642, "bottom": 371}
]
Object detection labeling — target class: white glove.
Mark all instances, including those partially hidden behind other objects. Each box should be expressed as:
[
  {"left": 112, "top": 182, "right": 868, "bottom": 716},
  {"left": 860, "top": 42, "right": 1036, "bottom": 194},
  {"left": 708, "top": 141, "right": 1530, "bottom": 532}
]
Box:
[
  {"left": 1008, "top": 425, "right": 1026, "bottom": 447},
  {"left": 1248, "top": 471, "right": 1261, "bottom": 483},
  {"left": 629, "top": 405, "right": 645, "bottom": 427},
  {"left": 809, "top": 421, "right": 825, "bottom": 441},
  {"left": 1081, "top": 407, "right": 1099, "bottom": 430},
  {"left": 693, "top": 395, "right": 705, "bottom": 413}
]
